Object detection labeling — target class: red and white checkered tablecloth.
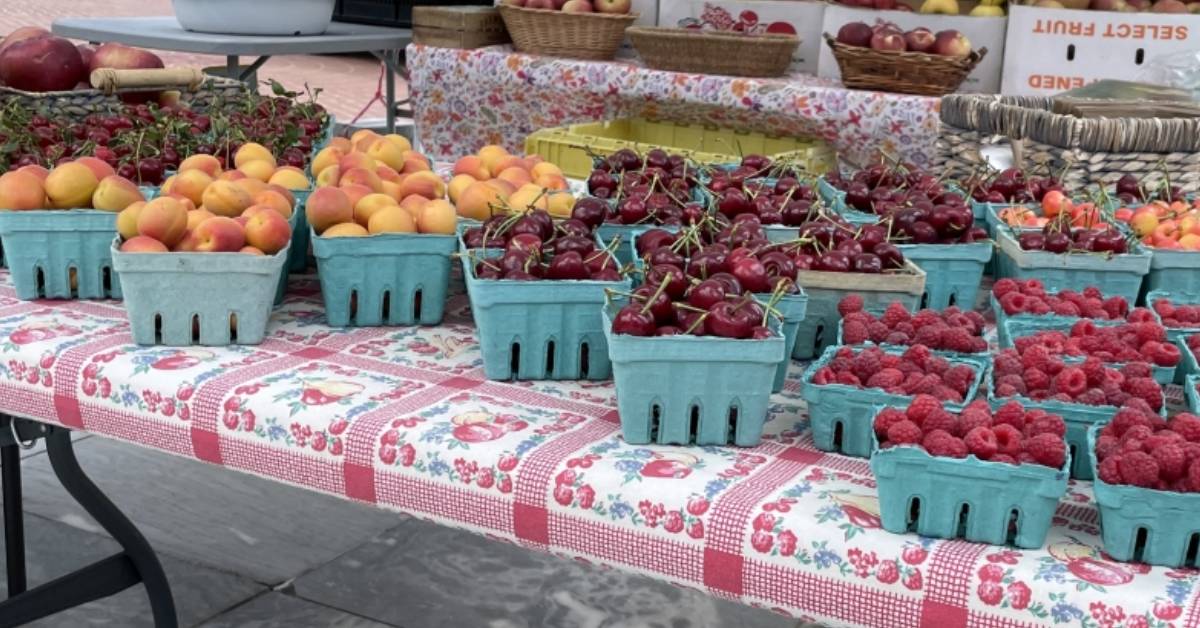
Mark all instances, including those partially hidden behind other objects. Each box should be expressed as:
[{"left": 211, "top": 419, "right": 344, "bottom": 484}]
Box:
[{"left": 0, "top": 270, "right": 1195, "bottom": 628}]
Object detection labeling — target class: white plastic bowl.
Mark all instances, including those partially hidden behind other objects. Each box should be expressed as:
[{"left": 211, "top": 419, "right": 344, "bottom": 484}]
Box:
[{"left": 173, "top": 0, "right": 335, "bottom": 36}]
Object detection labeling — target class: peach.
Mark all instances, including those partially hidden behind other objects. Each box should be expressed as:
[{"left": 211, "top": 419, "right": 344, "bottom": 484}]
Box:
[
  {"left": 172, "top": 230, "right": 201, "bottom": 252},
  {"left": 322, "top": 222, "right": 369, "bottom": 237},
  {"left": 396, "top": 170, "right": 445, "bottom": 200},
  {"left": 305, "top": 187, "right": 354, "bottom": 234},
  {"left": 530, "top": 162, "right": 563, "bottom": 180},
  {"left": 194, "top": 216, "right": 246, "bottom": 252},
  {"left": 202, "top": 180, "right": 254, "bottom": 218},
  {"left": 166, "top": 194, "right": 197, "bottom": 213},
  {"left": 507, "top": 184, "right": 549, "bottom": 213},
  {"left": 478, "top": 145, "right": 509, "bottom": 175},
  {"left": 328, "top": 136, "right": 352, "bottom": 152},
  {"left": 232, "top": 177, "right": 268, "bottom": 198},
  {"left": 355, "top": 193, "right": 398, "bottom": 227},
  {"left": 136, "top": 197, "right": 188, "bottom": 247},
  {"left": 217, "top": 170, "right": 247, "bottom": 182},
  {"left": 186, "top": 208, "right": 216, "bottom": 230},
  {"left": 399, "top": 194, "right": 429, "bottom": 217},
  {"left": 240, "top": 246, "right": 265, "bottom": 255},
  {"left": 170, "top": 169, "right": 214, "bottom": 207},
  {"left": 244, "top": 209, "right": 291, "bottom": 255},
  {"left": 238, "top": 159, "right": 276, "bottom": 183},
  {"left": 383, "top": 134, "right": 412, "bottom": 152},
  {"left": 233, "top": 216, "right": 249, "bottom": 227},
  {"left": 376, "top": 165, "right": 402, "bottom": 183},
  {"left": 91, "top": 175, "right": 145, "bottom": 212},
  {"left": 523, "top": 155, "right": 544, "bottom": 167},
  {"left": 253, "top": 190, "right": 294, "bottom": 219},
  {"left": 116, "top": 202, "right": 146, "bottom": 240},
  {"left": 368, "top": 205, "right": 417, "bottom": 234},
  {"left": 400, "top": 150, "right": 431, "bottom": 174},
  {"left": 179, "top": 154, "right": 223, "bottom": 176},
  {"left": 315, "top": 165, "right": 340, "bottom": 188},
  {"left": 311, "top": 146, "right": 344, "bottom": 176},
  {"left": 351, "top": 129, "right": 381, "bottom": 150},
  {"left": 0, "top": 170, "right": 46, "bottom": 210},
  {"left": 265, "top": 184, "right": 296, "bottom": 207},
  {"left": 339, "top": 152, "right": 377, "bottom": 174},
  {"left": 366, "top": 137, "right": 405, "bottom": 171},
  {"left": 340, "top": 183, "right": 374, "bottom": 208},
  {"left": 16, "top": 164, "right": 49, "bottom": 182},
  {"left": 340, "top": 167, "right": 383, "bottom": 193},
  {"left": 456, "top": 182, "right": 505, "bottom": 221},
  {"left": 484, "top": 178, "right": 515, "bottom": 198},
  {"left": 160, "top": 174, "right": 177, "bottom": 195},
  {"left": 447, "top": 174, "right": 475, "bottom": 204},
  {"left": 491, "top": 155, "right": 525, "bottom": 175},
  {"left": 234, "top": 142, "right": 276, "bottom": 168},
  {"left": 535, "top": 174, "right": 568, "bottom": 191},
  {"left": 75, "top": 157, "right": 116, "bottom": 182},
  {"left": 119, "top": 235, "right": 169, "bottom": 253},
  {"left": 546, "top": 190, "right": 575, "bottom": 218},
  {"left": 44, "top": 162, "right": 100, "bottom": 209},
  {"left": 417, "top": 200, "right": 456, "bottom": 235},
  {"left": 379, "top": 180, "right": 403, "bottom": 202},
  {"left": 497, "top": 166, "right": 532, "bottom": 188},
  {"left": 453, "top": 156, "right": 490, "bottom": 181}
]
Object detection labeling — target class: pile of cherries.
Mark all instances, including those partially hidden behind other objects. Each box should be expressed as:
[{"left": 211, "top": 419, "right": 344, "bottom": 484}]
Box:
[
  {"left": 1016, "top": 224, "right": 1130, "bottom": 254},
  {"left": 584, "top": 148, "right": 703, "bottom": 228},
  {"left": 705, "top": 175, "right": 823, "bottom": 226},
  {"left": 822, "top": 163, "right": 962, "bottom": 218},
  {"left": 1113, "top": 173, "right": 1186, "bottom": 206},
  {"left": 464, "top": 210, "right": 623, "bottom": 282},
  {"left": 968, "top": 168, "right": 1065, "bottom": 205}
]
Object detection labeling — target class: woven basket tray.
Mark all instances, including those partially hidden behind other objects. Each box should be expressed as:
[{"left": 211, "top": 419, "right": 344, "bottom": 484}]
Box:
[
  {"left": 936, "top": 94, "right": 1200, "bottom": 192},
  {"left": 823, "top": 34, "right": 985, "bottom": 97},
  {"left": 0, "top": 68, "right": 248, "bottom": 118},
  {"left": 628, "top": 27, "right": 798, "bottom": 78},
  {"left": 498, "top": 5, "right": 637, "bottom": 61}
]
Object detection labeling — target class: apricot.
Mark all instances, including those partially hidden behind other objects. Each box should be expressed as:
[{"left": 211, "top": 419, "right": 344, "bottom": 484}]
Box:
[
  {"left": 351, "top": 128, "right": 381, "bottom": 151},
  {"left": 396, "top": 170, "right": 444, "bottom": 200},
  {"left": 530, "top": 162, "right": 563, "bottom": 180},
  {"left": 232, "top": 177, "right": 268, "bottom": 198},
  {"left": 240, "top": 246, "right": 266, "bottom": 255},
  {"left": 376, "top": 165, "right": 402, "bottom": 183},
  {"left": 1130, "top": 210, "right": 1160, "bottom": 237},
  {"left": 311, "top": 146, "right": 344, "bottom": 177},
  {"left": 546, "top": 190, "right": 575, "bottom": 218},
  {"left": 305, "top": 187, "right": 354, "bottom": 235},
  {"left": 252, "top": 191, "right": 294, "bottom": 219},
  {"left": 535, "top": 174, "right": 568, "bottom": 191},
  {"left": 16, "top": 164, "right": 49, "bottom": 182},
  {"left": 136, "top": 197, "right": 188, "bottom": 247},
  {"left": 399, "top": 194, "right": 429, "bottom": 217},
  {"left": 0, "top": 170, "right": 46, "bottom": 210},
  {"left": 380, "top": 180, "right": 403, "bottom": 202},
  {"left": 368, "top": 205, "right": 417, "bottom": 234},
  {"left": 1180, "top": 233, "right": 1200, "bottom": 250},
  {"left": 496, "top": 166, "right": 531, "bottom": 188},
  {"left": 91, "top": 175, "right": 145, "bottom": 212},
  {"left": 490, "top": 155, "right": 525, "bottom": 176},
  {"left": 243, "top": 209, "right": 291, "bottom": 255},
  {"left": 234, "top": 142, "right": 276, "bottom": 168},
  {"left": 172, "top": 230, "right": 201, "bottom": 252},
  {"left": 315, "top": 165, "right": 340, "bottom": 188},
  {"left": 447, "top": 174, "right": 476, "bottom": 204},
  {"left": 340, "top": 183, "right": 374, "bottom": 208},
  {"left": 456, "top": 181, "right": 505, "bottom": 221},
  {"left": 169, "top": 169, "right": 214, "bottom": 207},
  {"left": 194, "top": 216, "right": 246, "bottom": 252},
  {"left": 217, "top": 170, "right": 247, "bottom": 181},
  {"left": 186, "top": 208, "right": 216, "bottom": 230},
  {"left": 507, "top": 184, "right": 549, "bottom": 213},
  {"left": 354, "top": 193, "right": 398, "bottom": 227},
  {"left": 116, "top": 202, "right": 146, "bottom": 240},
  {"left": 166, "top": 194, "right": 197, "bottom": 213},
  {"left": 119, "top": 235, "right": 169, "bottom": 253},
  {"left": 340, "top": 167, "right": 383, "bottom": 193},
  {"left": 265, "top": 184, "right": 296, "bottom": 208},
  {"left": 238, "top": 159, "right": 276, "bottom": 183},
  {"left": 417, "top": 200, "right": 457, "bottom": 235},
  {"left": 484, "top": 179, "right": 515, "bottom": 198},
  {"left": 400, "top": 150, "right": 431, "bottom": 174},
  {"left": 366, "top": 137, "right": 405, "bottom": 171},
  {"left": 321, "top": 222, "right": 369, "bottom": 237},
  {"left": 383, "top": 133, "right": 412, "bottom": 152},
  {"left": 44, "top": 162, "right": 99, "bottom": 209},
  {"left": 179, "top": 154, "right": 223, "bottom": 176},
  {"left": 453, "top": 156, "right": 490, "bottom": 181},
  {"left": 75, "top": 157, "right": 116, "bottom": 182},
  {"left": 339, "top": 152, "right": 377, "bottom": 175},
  {"left": 477, "top": 145, "right": 509, "bottom": 175},
  {"left": 202, "top": 180, "right": 254, "bottom": 218}
]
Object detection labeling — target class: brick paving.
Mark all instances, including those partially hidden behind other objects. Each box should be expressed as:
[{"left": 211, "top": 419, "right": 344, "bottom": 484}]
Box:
[{"left": 1, "top": 0, "right": 401, "bottom": 123}]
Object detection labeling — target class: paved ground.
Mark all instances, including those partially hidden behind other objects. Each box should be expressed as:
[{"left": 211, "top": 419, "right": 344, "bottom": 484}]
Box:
[
  {"left": 1, "top": 0, "right": 398, "bottom": 123},
  {"left": 1, "top": 433, "right": 814, "bottom": 627}
]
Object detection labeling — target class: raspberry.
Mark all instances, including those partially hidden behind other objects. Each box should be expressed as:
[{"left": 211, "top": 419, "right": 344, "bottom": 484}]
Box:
[
  {"left": 1122, "top": 424, "right": 1154, "bottom": 444},
  {"left": 994, "top": 400, "right": 1026, "bottom": 430},
  {"left": 1021, "top": 345, "right": 1052, "bottom": 372},
  {"left": 1152, "top": 444, "right": 1187, "bottom": 481},
  {"left": 842, "top": 320, "right": 870, "bottom": 344},
  {"left": 1077, "top": 389, "right": 1108, "bottom": 406},
  {"left": 933, "top": 385, "right": 963, "bottom": 403},
  {"left": 895, "top": 322, "right": 916, "bottom": 337},
  {"left": 868, "top": 321, "right": 890, "bottom": 343},
  {"left": 1127, "top": 307, "right": 1155, "bottom": 323},
  {"left": 956, "top": 407, "right": 993, "bottom": 436},
  {"left": 964, "top": 427, "right": 998, "bottom": 460},
  {"left": 885, "top": 332, "right": 911, "bottom": 345},
  {"left": 1043, "top": 357, "right": 1065, "bottom": 376},
  {"left": 887, "top": 420, "right": 923, "bottom": 445},
  {"left": 1026, "top": 413, "right": 1066, "bottom": 438},
  {"left": 944, "top": 365, "right": 975, "bottom": 395},
  {"left": 874, "top": 408, "right": 908, "bottom": 437},
  {"left": 913, "top": 324, "right": 943, "bottom": 348},
  {"left": 1052, "top": 301, "right": 1081, "bottom": 317},
  {"left": 866, "top": 368, "right": 905, "bottom": 390},
  {"left": 1124, "top": 377, "right": 1163, "bottom": 412},
  {"left": 1134, "top": 322, "right": 1166, "bottom": 345},
  {"left": 1110, "top": 407, "right": 1151, "bottom": 436},
  {"left": 996, "top": 383, "right": 1020, "bottom": 398},
  {"left": 996, "top": 374, "right": 1027, "bottom": 396},
  {"left": 1081, "top": 358, "right": 1107, "bottom": 388},
  {"left": 1122, "top": 397, "right": 1155, "bottom": 416},
  {"left": 838, "top": 295, "right": 865, "bottom": 317},
  {"left": 922, "top": 409, "right": 958, "bottom": 435},
  {"left": 1103, "top": 296, "right": 1130, "bottom": 320},
  {"left": 1098, "top": 456, "right": 1123, "bottom": 484},
  {"left": 1119, "top": 362, "right": 1152, "bottom": 380},
  {"left": 1169, "top": 414, "right": 1200, "bottom": 442},
  {"left": 1052, "top": 367, "right": 1088, "bottom": 398},
  {"left": 1025, "top": 433, "right": 1067, "bottom": 468},
  {"left": 1144, "top": 432, "right": 1184, "bottom": 451},
  {"left": 999, "top": 292, "right": 1027, "bottom": 315},
  {"left": 923, "top": 430, "right": 968, "bottom": 458},
  {"left": 906, "top": 394, "right": 942, "bottom": 425},
  {"left": 1024, "top": 368, "right": 1050, "bottom": 392},
  {"left": 835, "top": 372, "right": 862, "bottom": 386},
  {"left": 994, "top": 351, "right": 1023, "bottom": 377},
  {"left": 902, "top": 344, "right": 931, "bottom": 369},
  {"left": 926, "top": 356, "right": 951, "bottom": 375},
  {"left": 992, "top": 423, "right": 1023, "bottom": 457},
  {"left": 912, "top": 309, "right": 943, "bottom": 329},
  {"left": 811, "top": 367, "right": 835, "bottom": 385},
  {"left": 993, "top": 278, "right": 1019, "bottom": 298},
  {"left": 1023, "top": 278, "right": 1045, "bottom": 295},
  {"left": 941, "top": 327, "right": 977, "bottom": 353},
  {"left": 1152, "top": 343, "right": 1181, "bottom": 367},
  {"left": 881, "top": 302, "right": 911, "bottom": 328},
  {"left": 1095, "top": 435, "right": 1120, "bottom": 461},
  {"left": 1117, "top": 451, "right": 1160, "bottom": 488},
  {"left": 852, "top": 351, "right": 882, "bottom": 382}
]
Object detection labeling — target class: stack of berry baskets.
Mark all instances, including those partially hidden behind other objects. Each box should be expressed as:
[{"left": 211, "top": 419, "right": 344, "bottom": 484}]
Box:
[
  {"left": 990, "top": 279, "right": 1132, "bottom": 347},
  {"left": 999, "top": 315, "right": 1181, "bottom": 385},
  {"left": 460, "top": 210, "right": 631, "bottom": 380},
  {"left": 1088, "top": 410, "right": 1200, "bottom": 567},
  {"left": 819, "top": 163, "right": 972, "bottom": 226},
  {"left": 966, "top": 167, "right": 1072, "bottom": 235},
  {"left": 628, "top": 217, "right": 807, "bottom": 392},
  {"left": 871, "top": 397, "right": 1070, "bottom": 548},
  {"left": 801, "top": 343, "right": 991, "bottom": 457},
  {"left": 602, "top": 292, "right": 785, "bottom": 446},
  {"left": 989, "top": 338, "right": 1167, "bottom": 480},
  {"left": 992, "top": 220, "right": 1150, "bottom": 303}
]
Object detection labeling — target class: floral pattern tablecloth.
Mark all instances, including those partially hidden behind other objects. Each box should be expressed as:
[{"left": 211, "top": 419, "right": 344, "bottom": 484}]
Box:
[
  {"left": 0, "top": 271, "right": 1196, "bottom": 628},
  {"left": 406, "top": 44, "right": 943, "bottom": 169}
]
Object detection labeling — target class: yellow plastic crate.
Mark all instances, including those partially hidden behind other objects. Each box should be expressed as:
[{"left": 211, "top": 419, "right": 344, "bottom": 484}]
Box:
[{"left": 525, "top": 118, "right": 837, "bottom": 180}]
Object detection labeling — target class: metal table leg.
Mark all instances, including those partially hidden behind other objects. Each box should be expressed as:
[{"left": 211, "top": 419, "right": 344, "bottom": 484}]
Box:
[
  {"left": 0, "top": 417, "right": 177, "bottom": 628},
  {"left": 2, "top": 443, "right": 25, "bottom": 597}
]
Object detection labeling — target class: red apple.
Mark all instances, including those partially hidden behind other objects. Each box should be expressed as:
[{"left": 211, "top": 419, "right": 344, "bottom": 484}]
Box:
[
  {"left": 88, "top": 43, "right": 164, "bottom": 74},
  {"left": 933, "top": 29, "right": 972, "bottom": 57},
  {"left": 836, "top": 22, "right": 874, "bottom": 47},
  {"left": 562, "top": 0, "right": 594, "bottom": 11},
  {"left": 871, "top": 30, "right": 908, "bottom": 52},
  {"left": 905, "top": 27, "right": 936, "bottom": 52},
  {"left": 77, "top": 44, "right": 95, "bottom": 69},
  {"left": 1152, "top": 0, "right": 1187, "bottom": 11},
  {"left": 872, "top": 20, "right": 902, "bottom": 34},
  {"left": 594, "top": 0, "right": 632, "bottom": 13},
  {"left": 525, "top": 0, "right": 555, "bottom": 9},
  {"left": 0, "top": 27, "right": 49, "bottom": 58},
  {"left": 0, "top": 36, "right": 86, "bottom": 92}
]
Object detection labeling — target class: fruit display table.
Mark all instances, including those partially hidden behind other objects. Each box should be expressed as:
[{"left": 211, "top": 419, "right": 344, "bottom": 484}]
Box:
[
  {"left": 0, "top": 272, "right": 1193, "bottom": 628},
  {"left": 406, "top": 43, "right": 942, "bottom": 168}
]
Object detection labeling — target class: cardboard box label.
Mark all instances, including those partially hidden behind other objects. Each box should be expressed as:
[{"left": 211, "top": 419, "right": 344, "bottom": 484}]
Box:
[
  {"left": 1001, "top": 5, "right": 1200, "bottom": 96},
  {"left": 656, "top": 0, "right": 826, "bottom": 74},
  {"left": 817, "top": 5, "right": 1007, "bottom": 94}
]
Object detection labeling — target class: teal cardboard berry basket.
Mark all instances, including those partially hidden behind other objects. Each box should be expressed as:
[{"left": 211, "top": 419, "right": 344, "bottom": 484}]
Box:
[
  {"left": 1145, "top": 290, "right": 1200, "bottom": 344},
  {"left": 461, "top": 238, "right": 630, "bottom": 381},
  {"left": 999, "top": 317, "right": 1176, "bottom": 384},
  {"left": 1088, "top": 424, "right": 1200, "bottom": 568},
  {"left": 993, "top": 229, "right": 1151, "bottom": 304},
  {"left": 899, "top": 241, "right": 993, "bottom": 310},
  {"left": 801, "top": 345, "right": 990, "bottom": 458},
  {"left": 872, "top": 428, "right": 1069, "bottom": 549},
  {"left": 111, "top": 238, "right": 288, "bottom": 346},
  {"left": 288, "top": 188, "right": 313, "bottom": 273},
  {"left": 311, "top": 228, "right": 457, "bottom": 327},
  {"left": 1176, "top": 338, "right": 1199, "bottom": 385},
  {"left": 817, "top": 177, "right": 876, "bottom": 225},
  {"left": 1187, "top": 374, "right": 1200, "bottom": 414},
  {"left": 1143, "top": 247, "right": 1200, "bottom": 302},
  {"left": 0, "top": 210, "right": 122, "bottom": 300},
  {"left": 602, "top": 300, "right": 784, "bottom": 447}
]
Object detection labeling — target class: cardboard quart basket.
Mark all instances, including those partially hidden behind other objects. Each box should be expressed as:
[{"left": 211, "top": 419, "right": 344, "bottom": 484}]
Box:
[{"left": 0, "top": 210, "right": 122, "bottom": 301}]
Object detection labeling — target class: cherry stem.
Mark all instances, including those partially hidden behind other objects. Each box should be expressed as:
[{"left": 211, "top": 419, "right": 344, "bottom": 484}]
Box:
[{"left": 640, "top": 279, "right": 669, "bottom": 316}]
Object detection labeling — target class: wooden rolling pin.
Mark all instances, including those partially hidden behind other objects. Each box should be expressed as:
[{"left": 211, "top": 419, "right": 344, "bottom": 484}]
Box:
[{"left": 90, "top": 68, "right": 206, "bottom": 93}]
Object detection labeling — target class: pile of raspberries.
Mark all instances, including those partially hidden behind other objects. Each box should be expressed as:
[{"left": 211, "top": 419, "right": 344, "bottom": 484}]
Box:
[
  {"left": 993, "top": 344, "right": 1165, "bottom": 411},
  {"left": 993, "top": 279, "right": 1130, "bottom": 320},
  {"left": 1150, "top": 297, "right": 1200, "bottom": 330},
  {"left": 1095, "top": 408, "right": 1200, "bottom": 492},
  {"left": 810, "top": 344, "right": 978, "bottom": 403},
  {"left": 839, "top": 297, "right": 987, "bottom": 353},
  {"left": 1011, "top": 319, "right": 1180, "bottom": 368},
  {"left": 874, "top": 395, "right": 1068, "bottom": 468}
]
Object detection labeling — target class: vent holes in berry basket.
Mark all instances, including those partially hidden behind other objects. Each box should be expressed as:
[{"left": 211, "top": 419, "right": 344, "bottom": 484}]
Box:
[
  {"left": 956, "top": 503, "right": 971, "bottom": 537},
  {"left": 649, "top": 403, "right": 662, "bottom": 441},
  {"left": 906, "top": 496, "right": 922, "bottom": 530},
  {"left": 229, "top": 314, "right": 239, "bottom": 343},
  {"left": 689, "top": 404, "right": 701, "bottom": 442},
  {"left": 348, "top": 289, "right": 358, "bottom": 325},
  {"left": 545, "top": 340, "right": 556, "bottom": 375},
  {"left": 813, "top": 323, "right": 825, "bottom": 355},
  {"left": 1186, "top": 533, "right": 1200, "bottom": 567},
  {"left": 831, "top": 419, "right": 844, "bottom": 450},
  {"left": 67, "top": 265, "right": 78, "bottom": 298},
  {"left": 191, "top": 314, "right": 201, "bottom": 344},
  {"left": 153, "top": 313, "right": 164, "bottom": 344},
  {"left": 413, "top": 288, "right": 423, "bottom": 322},
  {"left": 381, "top": 290, "right": 391, "bottom": 321},
  {"left": 1006, "top": 508, "right": 1022, "bottom": 546},
  {"left": 579, "top": 342, "right": 590, "bottom": 379},
  {"left": 727, "top": 405, "right": 740, "bottom": 443},
  {"left": 34, "top": 266, "right": 46, "bottom": 298},
  {"left": 102, "top": 266, "right": 113, "bottom": 294},
  {"left": 1132, "top": 527, "right": 1150, "bottom": 563}
]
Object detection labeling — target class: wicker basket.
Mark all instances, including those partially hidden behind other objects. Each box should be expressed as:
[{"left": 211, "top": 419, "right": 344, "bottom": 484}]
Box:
[
  {"left": 823, "top": 34, "right": 986, "bottom": 97},
  {"left": 0, "top": 68, "right": 249, "bottom": 118},
  {"left": 498, "top": 5, "right": 637, "bottom": 61},
  {"left": 935, "top": 94, "right": 1200, "bottom": 192},
  {"left": 628, "top": 27, "right": 798, "bottom": 78}
]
